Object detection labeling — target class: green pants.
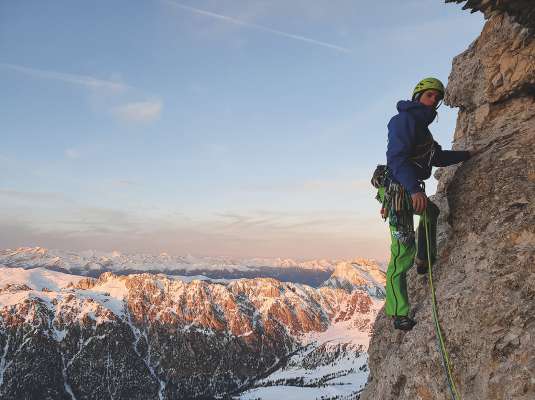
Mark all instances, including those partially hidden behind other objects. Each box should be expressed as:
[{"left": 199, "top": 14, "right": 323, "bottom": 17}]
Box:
[{"left": 379, "top": 187, "right": 440, "bottom": 317}]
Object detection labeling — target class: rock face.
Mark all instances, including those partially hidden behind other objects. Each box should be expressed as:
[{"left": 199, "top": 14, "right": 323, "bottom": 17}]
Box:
[
  {"left": 362, "top": 2, "right": 534, "bottom": 400},
  {"left": 0, "top": 266, "right": 383, "bottom": 399},
  {"left": 446, "top": 0, "right": 535, "bottom": 31}
]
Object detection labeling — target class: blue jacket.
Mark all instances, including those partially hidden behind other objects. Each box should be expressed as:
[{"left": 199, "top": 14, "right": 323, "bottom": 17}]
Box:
[{"left": 386, "top": 100, "right": 470, "bottom": 194}]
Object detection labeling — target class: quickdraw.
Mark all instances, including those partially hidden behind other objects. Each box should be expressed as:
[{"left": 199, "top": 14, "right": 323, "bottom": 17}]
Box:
[{"left": 372, "top": 165, "right": 415, "bottom": 246}]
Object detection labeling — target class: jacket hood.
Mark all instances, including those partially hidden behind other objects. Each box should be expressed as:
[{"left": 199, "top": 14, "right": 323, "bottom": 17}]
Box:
[{"left": 396, "top": 100, "right": 437, "bottom": 126}]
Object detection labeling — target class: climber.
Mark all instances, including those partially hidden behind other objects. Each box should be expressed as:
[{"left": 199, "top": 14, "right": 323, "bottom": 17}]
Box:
[{"left": 372, "top": 77, "right": 474, "bottom": 331}]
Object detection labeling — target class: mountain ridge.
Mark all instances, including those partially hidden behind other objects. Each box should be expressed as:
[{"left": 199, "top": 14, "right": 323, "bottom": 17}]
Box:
[
  {"left": 0, "top": 246, "right": 385, "bottom": 288},
  {"left": 0, "top": 262, "right": 385, "bottom": 399}
]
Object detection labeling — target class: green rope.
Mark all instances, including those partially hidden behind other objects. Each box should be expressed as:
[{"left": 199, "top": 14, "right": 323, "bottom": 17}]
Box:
[{"left": 423, "top": 210, "right": 461, "bottom": 400}]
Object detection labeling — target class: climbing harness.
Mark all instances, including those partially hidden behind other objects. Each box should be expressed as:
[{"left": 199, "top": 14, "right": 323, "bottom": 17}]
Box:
[
  {"left": 424, "top": 210, "right": 462, "bottom": 400},
  {"left": 409, "top": 134, "right": 436, "bottom": 169},
  {"left": 372, "top": 165, "right": 415, "bottom": 246}
]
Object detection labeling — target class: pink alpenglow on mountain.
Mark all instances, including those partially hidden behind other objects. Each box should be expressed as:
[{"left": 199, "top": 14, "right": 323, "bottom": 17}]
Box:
[{"left": 0, "top": 252, "right": 385, "bottom": 399}]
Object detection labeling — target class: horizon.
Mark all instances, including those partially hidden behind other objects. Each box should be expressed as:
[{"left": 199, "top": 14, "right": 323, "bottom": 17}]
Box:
[
  {"left": 2, "top": 245, "right": 387, "bottom": 265},
  {"left": 0, "top": 1, "right": 484, "bottom": 261}
]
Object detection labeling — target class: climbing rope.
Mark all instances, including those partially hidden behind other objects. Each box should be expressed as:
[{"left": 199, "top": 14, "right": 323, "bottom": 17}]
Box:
[{"left": 423, "top": 210, "right": 462, "bottom": 400}]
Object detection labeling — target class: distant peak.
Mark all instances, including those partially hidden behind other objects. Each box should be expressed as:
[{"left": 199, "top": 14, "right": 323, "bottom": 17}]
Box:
[
  {"left": 322, "top": 261, "right": 386, "bottom": 298},
  {"left": 15, "top": 246, "right": 48, "bottom": 254}
]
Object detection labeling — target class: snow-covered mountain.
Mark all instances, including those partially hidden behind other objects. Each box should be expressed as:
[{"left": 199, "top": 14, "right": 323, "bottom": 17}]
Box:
[
  {"left": 239, "top": 310, "right": 373, "bottom": 400},
  {"left": 321, "top": 261, "right": 386, "bottom": 298},
  {"left": 0, "top": 247, "right": 337, "bottom": 272},
  {"left": 0, "top": 247, "right": 383, "bottom": 287},
  {"left": 0, "top": 260, "right": 384, "bottom": 399}
]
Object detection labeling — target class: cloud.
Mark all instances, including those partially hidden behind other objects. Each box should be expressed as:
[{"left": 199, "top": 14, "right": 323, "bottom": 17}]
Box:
[
  {"left": 376, "top": 13, "right": 484, "bottom": 49},
  {"left": 0, "top": 62, "right": 129, "bottom": 92},
  {"left": 203, "top": 143, "right": 229, "bottom": 156},
  {"left": 0, "top": 214, "right": 388, "bottom": 260},
  {"left": 0, "top": 189, "right": 71, "bottom": 203},
  {"left": 113, "top": 180, "right": 138, "bottom": 187},
  {"left": 241, "top": 178, "right": 370, "bottom": 193},
  {"left": 212, "top": 209, "right": 373, "bottom": 236},
  {"left": 301, "top": 179, "right": 369, "bottom": 192},
  {"left": 164, "top": 0, "right": 351, "bottom": 54},
  {"left": 65, "top": 148, "right": 80, "bottom": 159},
  {"left": 1, "top": 63, "right": 163, "bottom": 125},
  {"left": 61, "top": 207, "right": 141, "bottom": 233},
  {"left": 113, "top": 100, "right": 163, "bottom": 123},
  {"left": 0, "top": 183, "right": 388, "bottom": 260}
]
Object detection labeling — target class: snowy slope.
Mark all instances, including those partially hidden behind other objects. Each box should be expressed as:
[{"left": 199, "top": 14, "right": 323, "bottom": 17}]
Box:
[
  {"left": 239, "top": 328, "right": 370, "bottom": 400},
  {"left": 0, "top": 247, "right": 384, "bottom": 288},
  {"left": 238, "top": 290, "right": 383, "bottom": 400},
  {"left": 321, "top": 261, "right": 386, "bottom": 298},
  {"left": 0, "top": 266, "right": 84, "bottom": 291},
  {"left": 0, "top": 247, "right": 337, "bottom": 272},
  {"left": 0, "top": 256, "right": 385, "bottom": 399},
  {"left": 0, "top": 267, "right": 127, "bottom": 320},
  {"left": 240, "top": 385, "right": 361, "bottom": 400}
]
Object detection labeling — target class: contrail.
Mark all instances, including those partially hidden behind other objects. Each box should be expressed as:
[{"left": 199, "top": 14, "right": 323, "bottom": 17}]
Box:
[
  {"left": 0, "top": 62, "right": 130, "bottom": 91},
  {"left": 164, "top": 0, "right": 352, "bottom": 54}
]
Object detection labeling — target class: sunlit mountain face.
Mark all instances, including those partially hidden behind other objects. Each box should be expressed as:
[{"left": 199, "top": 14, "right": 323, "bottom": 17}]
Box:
[
  {"left": 0, "top": 248, "right": 385, "bottom": 399},
  {"left": 0, "top": 247, "right": 384, "bottom": 287}
]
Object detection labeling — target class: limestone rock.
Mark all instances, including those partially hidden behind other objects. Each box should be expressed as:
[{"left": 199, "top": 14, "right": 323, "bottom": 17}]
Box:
[{"left": 362, "top": 2, "right": 535, "bottom": 399}]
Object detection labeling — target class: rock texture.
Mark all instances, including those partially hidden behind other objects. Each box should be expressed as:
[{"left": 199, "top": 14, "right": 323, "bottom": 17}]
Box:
[
  {"left": 362, "top": 2, "right": 534, "bottom": 400},
  {"left": 446, "top": 0, "right": 535, "bottom": 31}
]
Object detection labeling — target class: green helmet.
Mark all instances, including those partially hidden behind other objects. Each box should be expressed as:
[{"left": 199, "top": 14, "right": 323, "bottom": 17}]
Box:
[{"left": 412, "top": 77, "right": 445, "bottom": 99}]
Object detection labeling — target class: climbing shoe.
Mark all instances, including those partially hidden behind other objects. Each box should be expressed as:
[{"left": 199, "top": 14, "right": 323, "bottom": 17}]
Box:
[
  {"left": 393, "top": 316, "right": 417, "bottom": 331},
  {"left": 414, "top": 257, "right": 428, "bottom": 275}
]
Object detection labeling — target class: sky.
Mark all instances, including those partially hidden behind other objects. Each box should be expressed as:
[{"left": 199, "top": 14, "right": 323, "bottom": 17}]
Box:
[{"left": 0, "top": 0, "right": 484, "bottom": 261}]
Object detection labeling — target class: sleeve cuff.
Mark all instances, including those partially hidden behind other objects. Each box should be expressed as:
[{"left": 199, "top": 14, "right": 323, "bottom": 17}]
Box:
[{"left": 408, "top": 185, "right": 423, "bottom": 194}]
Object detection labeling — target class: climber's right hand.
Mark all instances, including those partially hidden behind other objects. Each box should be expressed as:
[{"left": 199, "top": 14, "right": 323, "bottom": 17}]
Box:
[{"left": 411, "top": 192, "right": 427, "bottom": 214}]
